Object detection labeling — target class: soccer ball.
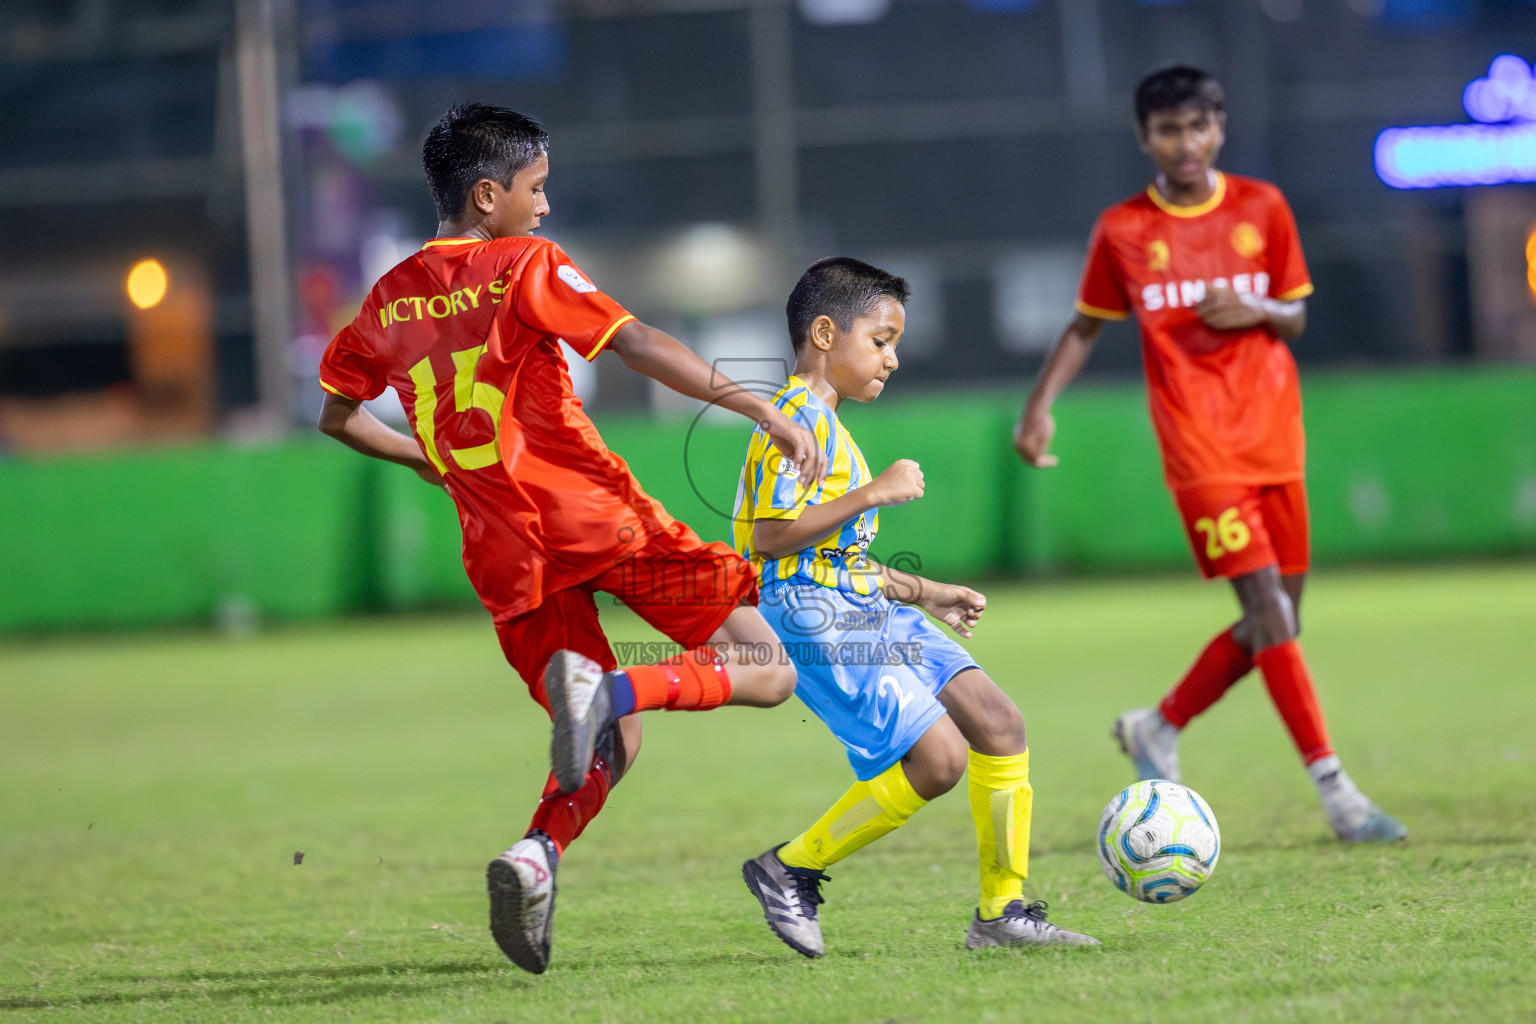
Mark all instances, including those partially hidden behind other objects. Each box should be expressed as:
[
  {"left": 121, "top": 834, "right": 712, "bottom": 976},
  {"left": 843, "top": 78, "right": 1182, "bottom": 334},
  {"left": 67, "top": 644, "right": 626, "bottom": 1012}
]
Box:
[{"left": 1097, "top": 779, "right": 1220, "bottom": 903}]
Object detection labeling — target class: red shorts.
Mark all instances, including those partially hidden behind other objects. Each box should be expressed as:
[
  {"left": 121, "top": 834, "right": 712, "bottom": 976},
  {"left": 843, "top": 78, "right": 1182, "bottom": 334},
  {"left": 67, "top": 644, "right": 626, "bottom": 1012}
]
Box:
[
  {"left": 1172, "top": 480, "right": 1310, "bottom": 580},
  {"left": 494, "top": 521, "right": 758, "bottom": 711}
]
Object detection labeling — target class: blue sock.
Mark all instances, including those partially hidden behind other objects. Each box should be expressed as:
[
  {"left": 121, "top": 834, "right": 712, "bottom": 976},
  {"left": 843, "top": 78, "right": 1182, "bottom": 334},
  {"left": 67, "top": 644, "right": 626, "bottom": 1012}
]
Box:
[{"left": 609, "top": 670, "right": 637, "bottom": 719}]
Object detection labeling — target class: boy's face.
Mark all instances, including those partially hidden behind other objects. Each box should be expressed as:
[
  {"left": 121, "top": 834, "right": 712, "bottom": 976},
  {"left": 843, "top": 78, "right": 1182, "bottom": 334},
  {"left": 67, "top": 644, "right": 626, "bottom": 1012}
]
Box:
[
  {"left": 466, "top": 151, "right": 550, "bottom": 237},
  {"left": 1137, "top": 104, "right": 1225, "bottom": 187},
  {"left": 818, "top": 296, "right": 905, "bottom": 403}
]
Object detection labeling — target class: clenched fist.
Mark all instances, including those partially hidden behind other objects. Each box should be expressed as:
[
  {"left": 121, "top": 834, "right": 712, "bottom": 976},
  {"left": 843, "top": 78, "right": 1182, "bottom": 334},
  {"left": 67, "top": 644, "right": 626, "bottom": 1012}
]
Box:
[
  {"left": 871, "top": 459, "right": 925, "bottom": 506},
  {"left": 1013, "top": 408, "right": 1058, "bottom": 468}
]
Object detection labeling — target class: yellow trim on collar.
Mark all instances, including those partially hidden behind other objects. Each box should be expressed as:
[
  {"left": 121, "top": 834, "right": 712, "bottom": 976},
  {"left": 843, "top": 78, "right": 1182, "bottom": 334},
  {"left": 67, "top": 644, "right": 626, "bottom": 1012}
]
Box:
[
  {"left": 421, "top": 237, "right": 483, "bottom": 249},
  {"left": 1146, "top": 172, "right": 1227, "bottom": 218}
]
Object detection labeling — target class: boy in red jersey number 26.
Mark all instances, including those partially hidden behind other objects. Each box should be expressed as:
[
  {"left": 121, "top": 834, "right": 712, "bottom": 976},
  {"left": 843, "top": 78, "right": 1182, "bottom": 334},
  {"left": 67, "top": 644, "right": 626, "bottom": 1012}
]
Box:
[
  {"left": 1015, "top": 67, "right": 1405, "bottom": 843},
  {"left": 317, "top": 105, "right": 828, "bottom": 974}
]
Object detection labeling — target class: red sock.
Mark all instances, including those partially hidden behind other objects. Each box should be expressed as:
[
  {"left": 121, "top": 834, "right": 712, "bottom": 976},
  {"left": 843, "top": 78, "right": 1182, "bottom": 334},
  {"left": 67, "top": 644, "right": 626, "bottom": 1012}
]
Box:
[
  {"left": 1158, "top": 627, "right": 1254, "bottom": 728},
  {"left": 526, "top": 757, "right": 613, "bottom": 855},
  {"left": 1254, "top": 640, "right": 1335, "bottom": 765},
  {"left": 624, "top": 648, "right": 733, "bottom": 712}
]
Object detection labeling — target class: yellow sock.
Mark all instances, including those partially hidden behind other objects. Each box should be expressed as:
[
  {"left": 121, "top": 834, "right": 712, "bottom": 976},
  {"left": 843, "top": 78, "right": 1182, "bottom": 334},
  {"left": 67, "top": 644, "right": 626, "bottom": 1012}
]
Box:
[
  {"left": 777, "top": 762, "right": 927, "bottom": 871},
  {"left": 968, "top": 748, "right": 1032, "bottom": 919}
]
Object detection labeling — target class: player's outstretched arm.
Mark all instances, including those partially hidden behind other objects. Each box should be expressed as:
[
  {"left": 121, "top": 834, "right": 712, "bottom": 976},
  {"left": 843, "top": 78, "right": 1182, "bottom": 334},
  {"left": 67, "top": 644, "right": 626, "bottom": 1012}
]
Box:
[
  {"left": 881, "top": 564, "right": 985, "bottom": 639},
  {"left": 607, "top": 321, "right": 826, "bottom": 488},
  {"left": 318, "top": 393, "right": 443, "bottom": 488},
  {"left": 1014, "top": 312, "right": 1106, "bottom": 468},
  {"left": 753, "top": 459, "right": 923, "bottom": 560}
]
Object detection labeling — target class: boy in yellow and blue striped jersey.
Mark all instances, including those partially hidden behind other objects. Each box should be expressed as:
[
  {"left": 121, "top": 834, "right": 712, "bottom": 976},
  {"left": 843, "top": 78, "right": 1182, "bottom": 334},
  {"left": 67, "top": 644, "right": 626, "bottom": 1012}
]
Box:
[{"left": 735, "top": 257, "right": 1099, "bottom": 955}]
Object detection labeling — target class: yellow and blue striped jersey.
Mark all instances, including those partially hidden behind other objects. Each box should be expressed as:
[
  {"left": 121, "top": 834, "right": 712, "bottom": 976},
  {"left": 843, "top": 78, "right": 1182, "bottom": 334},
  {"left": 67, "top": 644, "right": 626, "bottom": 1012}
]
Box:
[{"left": 733, "top": 376, "right": 881, "bottom": 596}]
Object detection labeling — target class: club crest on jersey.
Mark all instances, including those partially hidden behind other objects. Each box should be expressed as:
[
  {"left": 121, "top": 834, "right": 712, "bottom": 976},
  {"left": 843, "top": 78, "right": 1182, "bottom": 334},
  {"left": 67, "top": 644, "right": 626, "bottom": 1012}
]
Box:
[
  {"left": 1230, "top": 222, "right": 1265, "bottom": 260},
  {"left": 557, "top": 264, "right": 597, "bottom": 293},
  {"left": 1146, "top": 239, "right": 1170, "bottom": 272},
  {"left": 817, "top": 520, "right": 875, "bottom": 567}
]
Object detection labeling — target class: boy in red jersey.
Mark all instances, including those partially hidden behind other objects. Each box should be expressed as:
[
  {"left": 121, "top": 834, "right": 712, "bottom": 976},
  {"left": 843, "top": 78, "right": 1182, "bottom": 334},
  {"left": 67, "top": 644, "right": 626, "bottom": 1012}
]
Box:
[
  {"left": 1014, "top": 67, "right": 1405, "bottom": 843},
  {"left": 317, "top": 104, "right": 826, "bottom": 973}
]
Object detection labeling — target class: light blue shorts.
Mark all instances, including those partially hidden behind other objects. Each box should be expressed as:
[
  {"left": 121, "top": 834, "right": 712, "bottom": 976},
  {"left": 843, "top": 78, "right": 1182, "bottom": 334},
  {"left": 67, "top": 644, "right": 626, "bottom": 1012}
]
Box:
[{"left": 759, "top": 584, "right": 980, "bottom": 780}]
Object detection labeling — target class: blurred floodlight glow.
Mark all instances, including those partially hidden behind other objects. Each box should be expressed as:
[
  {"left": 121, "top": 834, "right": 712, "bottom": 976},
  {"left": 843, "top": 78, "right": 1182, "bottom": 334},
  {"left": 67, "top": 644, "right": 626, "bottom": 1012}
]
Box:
[
  {"left": 1374, "top": 123, "right": 1536, "bottom": 187},
  {"left": 1526, "top": 227, "right": 1536, "bottom": 299},
  {"left": 648, "top": 223, "right": 767, "bottom": 314},
  {"left": 1462, "top": 55, "right": 1536, "bottom": 123},
  {"left": 797, "top": 0, "right": 889, "bottom": 25},
  {"left": 126, "top": 259, "right": 168, "bottom": 309}
]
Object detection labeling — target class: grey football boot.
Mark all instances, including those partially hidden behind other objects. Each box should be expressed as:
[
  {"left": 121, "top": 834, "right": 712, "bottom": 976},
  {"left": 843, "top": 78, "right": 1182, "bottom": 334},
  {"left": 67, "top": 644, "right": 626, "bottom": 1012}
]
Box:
[
  {"left": 1313, "top": 758, "right": 1408, "bottom": 842},
  {"left": 487, "top": 830, "right": 559, "bottom": 973},
  {"left": 966, "top": 899, "right": 1100, "bottom": 949},
  {"left": 742, "top": 844, "right": 829, "bottom": 958},
  {"left": 1113, "top": 708, "right": 1181, "bottom": 783},
  {"left": 1334, "top": 804, "right": 1409, "bottom": 842},
  {"left": 545, "top": 650, "right": 614, "bottom": 793}
]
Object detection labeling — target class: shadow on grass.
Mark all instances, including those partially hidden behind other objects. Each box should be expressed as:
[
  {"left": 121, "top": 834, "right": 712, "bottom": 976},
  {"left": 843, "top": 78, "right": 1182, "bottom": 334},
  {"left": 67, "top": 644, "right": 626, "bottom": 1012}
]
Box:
[
  {"left": 89, "top": 958, "right": 503, "bottom": 986},
  {"left": 0, "top": 958, "right": 527, "bottom": 1012},
  {"left": 0, "top": 947, "right": 838, "bottom": 1013},
  {"left": 1213, "top": 832, "right": 1534, "bottom": 855}
]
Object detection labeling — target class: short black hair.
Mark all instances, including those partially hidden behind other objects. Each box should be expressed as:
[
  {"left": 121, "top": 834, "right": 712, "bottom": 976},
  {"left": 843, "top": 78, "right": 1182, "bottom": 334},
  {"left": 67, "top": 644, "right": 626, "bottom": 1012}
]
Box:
[
  {"left": 421, "top": 103, "right": 550, "bottom": 222},
  {"left": 786, "top": 257, "right": 910, "bottom": 351},
  {"left": 1134, "top": 65, "right": 1225, "bottom": 128}
]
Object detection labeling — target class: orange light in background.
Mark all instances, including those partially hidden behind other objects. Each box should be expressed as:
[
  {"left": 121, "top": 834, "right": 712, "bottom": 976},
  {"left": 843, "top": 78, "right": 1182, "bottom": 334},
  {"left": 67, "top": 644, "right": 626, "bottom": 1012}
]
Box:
[
  {"left": 126, "top": 259, "right": 168, "bottom": 310},
  {"left": 1527, "top": 227, "right": 1536, "bottom": 300}
]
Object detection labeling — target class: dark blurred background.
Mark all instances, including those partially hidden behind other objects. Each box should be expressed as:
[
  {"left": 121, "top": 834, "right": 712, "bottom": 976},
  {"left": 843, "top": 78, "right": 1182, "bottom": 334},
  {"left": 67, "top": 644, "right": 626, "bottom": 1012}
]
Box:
[{"left": 1, "top": 0, "right": 1534, "bottom": 450}]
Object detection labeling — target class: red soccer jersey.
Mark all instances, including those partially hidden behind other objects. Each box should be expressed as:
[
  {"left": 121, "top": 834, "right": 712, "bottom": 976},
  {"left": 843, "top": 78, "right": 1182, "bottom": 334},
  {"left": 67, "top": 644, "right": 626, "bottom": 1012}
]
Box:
[
  {"left": 1075, "top": 172, "right": 1314, "bottom": 490},
  {"left": 320, "top": 235, "right": 675, "bottom": 622}
]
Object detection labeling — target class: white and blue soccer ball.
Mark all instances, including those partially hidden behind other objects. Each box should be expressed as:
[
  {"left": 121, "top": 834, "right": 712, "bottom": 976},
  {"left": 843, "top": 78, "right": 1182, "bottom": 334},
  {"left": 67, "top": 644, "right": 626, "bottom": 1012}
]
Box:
[{"left": 1097, "top": 779, "right": 1220, "bottom": 903}]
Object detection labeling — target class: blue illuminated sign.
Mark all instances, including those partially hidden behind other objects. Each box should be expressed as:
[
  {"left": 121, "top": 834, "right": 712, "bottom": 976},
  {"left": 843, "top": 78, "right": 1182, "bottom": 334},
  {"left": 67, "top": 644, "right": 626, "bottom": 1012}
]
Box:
[
  {"left": 1375, "top": 55, "right": 1536, "bottom": 189},
  {"left": 1463, "top": 54, "right": 1536, "bottom": 124}
]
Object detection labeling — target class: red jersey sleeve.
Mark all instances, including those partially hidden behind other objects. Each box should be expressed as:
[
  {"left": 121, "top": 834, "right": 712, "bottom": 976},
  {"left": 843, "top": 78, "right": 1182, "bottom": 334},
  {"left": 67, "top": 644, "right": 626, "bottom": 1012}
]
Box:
[
  {"left": 1075, "top": 215, "right": 1131, "bottom": 321},
  {"left": 1265, "top": 190, "right": 1313, "bottom": 303},
  {"left": 318, "top": 306, "right": 388, "bottom": 402},
  {"left": 512, "top": 243, "right": 636, "bottom": 361}
]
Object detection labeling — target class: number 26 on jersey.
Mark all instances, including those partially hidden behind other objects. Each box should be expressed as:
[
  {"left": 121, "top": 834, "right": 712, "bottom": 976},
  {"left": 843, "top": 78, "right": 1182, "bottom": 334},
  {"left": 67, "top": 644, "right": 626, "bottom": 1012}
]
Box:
[{"left": 1194, "top": 507, "right": 1251, "bottom": 560}]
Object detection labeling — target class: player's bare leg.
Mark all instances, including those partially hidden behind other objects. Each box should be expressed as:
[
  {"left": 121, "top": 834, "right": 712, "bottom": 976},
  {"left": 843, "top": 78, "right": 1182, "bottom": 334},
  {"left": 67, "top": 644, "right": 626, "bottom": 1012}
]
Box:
[
  {"left": 1229, "top": 567, "right": 1405, "bottom": 842},
  {"left": 939, "top": 669, "right": 1026, "bottom": 757},
  {"left": 898, "top": 714, "right": 968, "bottom": 798},
  {"left": 547, "top": 606, "right": 795, "bottom": 791},
  {"left": 1281, "top": 571, "right": 1306, "bottom": 634},
  {"left": 1230, "top": 565, "right": 1299, "bottom": 652},
  {"left": 938, "top": 670, "right": 1098, "bottom": 948},
  {"left": 707, "top": 605, "right": 800, "bottom": 707}
]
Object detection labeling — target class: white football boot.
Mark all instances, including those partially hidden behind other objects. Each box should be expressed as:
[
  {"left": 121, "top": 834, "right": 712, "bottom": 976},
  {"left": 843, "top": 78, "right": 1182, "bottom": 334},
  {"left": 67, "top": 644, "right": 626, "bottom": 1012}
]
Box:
[
  {"left": 487, "top": 831, "right": 559, "bottom": 973},
  {"left": 965, "top": 900, "right": 1100, "bottom": 949},
  {"left": 545, "top": 650, "right": 613, "bottom": 794},
  {"left": 1311, "top": 756, "right": 1408, "bottom": 842},
  {"left": 1113, "top": 708, "right": 1182, "bottom": 783}
]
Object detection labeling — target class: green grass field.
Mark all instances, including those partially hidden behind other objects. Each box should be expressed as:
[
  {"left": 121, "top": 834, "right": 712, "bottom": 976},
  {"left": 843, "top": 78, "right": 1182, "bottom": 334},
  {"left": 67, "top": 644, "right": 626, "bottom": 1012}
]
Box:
[{"left": 2, "top": 565, "right": 1533, "bottom": 1023}]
